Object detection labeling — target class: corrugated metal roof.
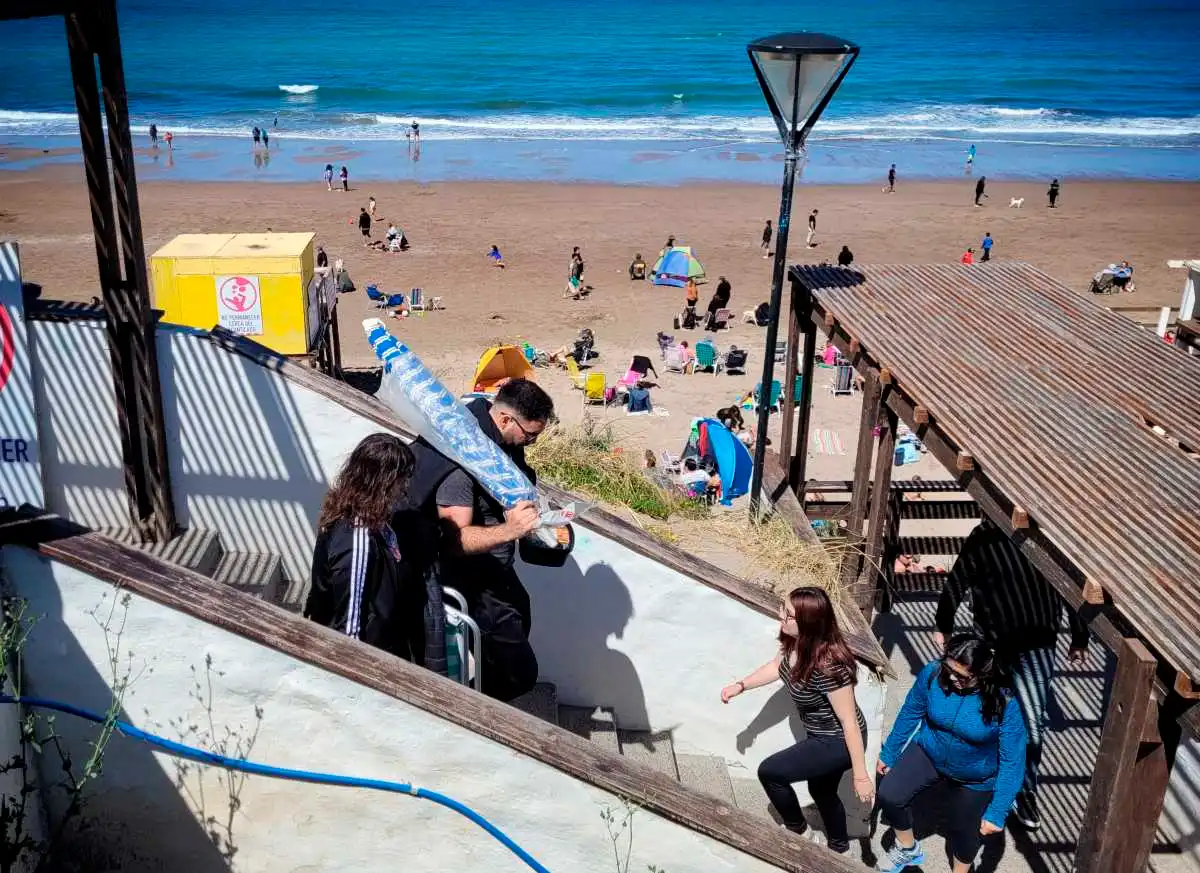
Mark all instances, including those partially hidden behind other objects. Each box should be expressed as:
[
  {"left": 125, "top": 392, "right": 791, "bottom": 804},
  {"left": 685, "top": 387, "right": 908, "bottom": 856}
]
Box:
[{"left": 792, "top": 262, "right": 1200, "bottom": 682}]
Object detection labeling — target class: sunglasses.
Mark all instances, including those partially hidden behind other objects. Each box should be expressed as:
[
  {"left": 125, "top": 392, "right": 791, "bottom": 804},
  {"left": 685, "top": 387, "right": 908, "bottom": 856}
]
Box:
[{"left": 505, "top": 413, "right": 543, "bottom": 443}]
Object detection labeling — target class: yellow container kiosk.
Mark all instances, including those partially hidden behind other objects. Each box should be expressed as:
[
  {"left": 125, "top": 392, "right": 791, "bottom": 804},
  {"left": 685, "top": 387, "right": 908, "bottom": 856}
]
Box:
[{"left": 151, "top": 232, "right": 326, "bottom": 357}]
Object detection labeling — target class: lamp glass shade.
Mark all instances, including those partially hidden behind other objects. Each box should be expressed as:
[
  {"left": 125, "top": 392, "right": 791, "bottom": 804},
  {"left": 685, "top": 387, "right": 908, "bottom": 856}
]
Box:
[{"left": 751, "top": 49, "right": 852, "bottom": 140}]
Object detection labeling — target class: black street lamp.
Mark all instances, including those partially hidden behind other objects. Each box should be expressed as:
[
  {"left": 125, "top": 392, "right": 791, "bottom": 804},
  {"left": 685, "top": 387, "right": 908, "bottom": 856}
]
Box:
[{"left": 746, "top": 32, "right": 859, "bottom": 517}]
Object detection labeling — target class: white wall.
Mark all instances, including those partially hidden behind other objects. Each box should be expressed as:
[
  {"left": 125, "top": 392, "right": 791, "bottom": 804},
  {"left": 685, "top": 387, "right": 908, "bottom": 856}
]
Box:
[
  {"left": 28, "top": 319, "right": 392, "bottom": 588},
  {"left": 3, "top": 546, "right": 782, "bottom": 873},
  {"left": 519, "top": 530, "right": 888, "bottom": 778}
]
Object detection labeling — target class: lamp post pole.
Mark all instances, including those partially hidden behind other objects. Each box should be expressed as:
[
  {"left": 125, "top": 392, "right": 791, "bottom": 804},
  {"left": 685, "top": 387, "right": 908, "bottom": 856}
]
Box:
[{"left": 748, "top": 144, "right": 799, "bottom": 518}]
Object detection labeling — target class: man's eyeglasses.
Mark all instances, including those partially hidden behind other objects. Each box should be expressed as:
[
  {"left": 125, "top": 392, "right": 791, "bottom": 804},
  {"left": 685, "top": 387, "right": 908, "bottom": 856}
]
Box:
[{"left": 506, "top": 414, "right": 543, "bottom": 443}]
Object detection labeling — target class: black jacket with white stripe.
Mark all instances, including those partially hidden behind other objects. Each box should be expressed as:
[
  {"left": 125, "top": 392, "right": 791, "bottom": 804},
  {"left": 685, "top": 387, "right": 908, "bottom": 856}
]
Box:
[{"left": 305, "top": 518, "right": 428, "bottom": 661}]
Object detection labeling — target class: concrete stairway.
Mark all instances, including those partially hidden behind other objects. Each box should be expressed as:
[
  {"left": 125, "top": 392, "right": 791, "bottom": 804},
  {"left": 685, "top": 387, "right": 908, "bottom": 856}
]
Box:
[
  {"left": 107, "top": 527, "right": 286, "bottom": 602},
  {"left": 512, "top": 682, "right": 775, "bottom": 821}
]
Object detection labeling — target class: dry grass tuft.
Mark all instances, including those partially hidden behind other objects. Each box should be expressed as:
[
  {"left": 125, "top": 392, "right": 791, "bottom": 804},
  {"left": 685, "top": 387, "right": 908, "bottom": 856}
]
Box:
[{"left": 529, "top": 420, "right": 709, "bottom": 522}]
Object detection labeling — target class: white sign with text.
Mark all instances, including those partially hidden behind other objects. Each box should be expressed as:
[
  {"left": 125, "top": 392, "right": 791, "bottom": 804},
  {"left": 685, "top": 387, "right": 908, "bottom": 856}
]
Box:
[
  {"left": 0, "top": 241, "right": 44, "bottom": 510},
  {"left": 215, "top": 274, "right": 264, "bottom": 336}
]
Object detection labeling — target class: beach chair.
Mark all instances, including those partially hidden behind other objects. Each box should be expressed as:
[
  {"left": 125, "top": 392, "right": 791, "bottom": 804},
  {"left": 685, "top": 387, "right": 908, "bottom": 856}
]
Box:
[
  {"left": 724, "top": 347, "right": 749, "bottom": 373},
  {"left": 429, "top": 296, "right": 443, "bottom": 311},
  {"left": 583, "top": 372, "right": 606, "bottom": 407},
  {"left": 365, "top": 285, "right": 388, "bottom": 309},
  {"left": 833, "top": 363, "right": 854, "bottom": 395},
  {"left": 792, "top": 373, "right": 804, "bottom": 404},
  {"left": 408, "top": 287, "right": 425, "bottom": 311},
  {"left": 743, "top": 310, "right": 757, "bottom": 324},
  {"left": 565, "top": 356, "right": 586, "bottom": 390},
  {"left": 774, "top": 341, "right": 787, "bottom": 364},
  {"left": 755, "top": 380, "right": 783, "bottom": 412},
  {"left": 664, "top": 347, "right": 688, "bottom": 374},
  {"left": 660, "top": 451, "right": 682, "bottom": 474},
  {"left": 694, "top": 341, "right": 722, "bottom": 375},
  {"left": 711, "top": 308, "right": 733, "bottom": 331},
  {"left": 442, "top": 587, "right": 482, "bottom": 692},
  {"left": 385, "top": 292, "right": 406, "bottom": 308}
]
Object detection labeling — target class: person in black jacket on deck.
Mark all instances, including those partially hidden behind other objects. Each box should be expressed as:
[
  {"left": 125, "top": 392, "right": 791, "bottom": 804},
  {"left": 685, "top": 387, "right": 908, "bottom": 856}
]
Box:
[
  {"left": 402, "top": 379, "right": 553, "bottom": 701},
  {"left": 933, "top": 517, "right": 1090, "bottom": 831},
  {"left": 305, "top": 434, "right": 431, "bottom": 664}
]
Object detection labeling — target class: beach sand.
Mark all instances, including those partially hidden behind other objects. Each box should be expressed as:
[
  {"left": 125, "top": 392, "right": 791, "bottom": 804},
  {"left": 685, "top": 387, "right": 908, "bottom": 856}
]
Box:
[{"left": 3, "top": 169, "right": 1197, "bottom": 480}]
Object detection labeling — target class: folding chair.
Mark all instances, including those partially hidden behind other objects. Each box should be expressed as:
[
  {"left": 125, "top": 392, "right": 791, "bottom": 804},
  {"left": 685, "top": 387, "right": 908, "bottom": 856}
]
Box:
[
  {"left": 664, "top": 347, "right": 688, "bottom": 374},
  {"left": 833, "top": 364, "right": 854, "bottom": 396},
  {"left": 583, "top": 372, "right": 607, "bottom": 407},
  {"left": 565, "top": 356, "right": 586, "bottom": 390},
  {"left": 365, "top": 285, "right": 388, "bottom": 309},
  {"left": 409, "top": 287, "right": 425, "bottom": 311}
]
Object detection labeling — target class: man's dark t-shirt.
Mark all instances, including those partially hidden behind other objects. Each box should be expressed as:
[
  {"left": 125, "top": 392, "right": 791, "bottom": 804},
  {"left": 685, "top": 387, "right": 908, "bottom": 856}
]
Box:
[{"left": 436, "top": 468, "right": 515, "bottom": 568}]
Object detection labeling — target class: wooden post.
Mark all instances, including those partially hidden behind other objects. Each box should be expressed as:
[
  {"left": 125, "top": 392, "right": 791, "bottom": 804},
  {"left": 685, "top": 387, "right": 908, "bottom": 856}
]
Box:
[
  {"left": 67, "top": 6, "right": 176, "bottom": 542},
  {"left": 839, "top": 370, "right": 881, "bottom": 591},
  {"left": 1075, "top": 638, "right": 1173, "bottom": 873},
  {"left": 790, "top": 280, "right": 819, "bottom": 494},
  {"left": 778, "top": 289, "right": 802, "bottom": 476},
  {"left": 853, "top": 402, "right": 897, "bottom": 619}
]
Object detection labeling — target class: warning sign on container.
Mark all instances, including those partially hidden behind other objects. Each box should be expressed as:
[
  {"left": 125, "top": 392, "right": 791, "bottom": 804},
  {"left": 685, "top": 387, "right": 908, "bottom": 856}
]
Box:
[{"left": 216, "top": 274, "right": 264, "bottom": 336}]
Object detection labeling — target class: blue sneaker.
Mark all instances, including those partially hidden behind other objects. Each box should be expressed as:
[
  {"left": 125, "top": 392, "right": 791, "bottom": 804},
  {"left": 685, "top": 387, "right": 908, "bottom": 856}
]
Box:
[{"left": 876, "top": 839, "right": 924, "bottom": 872}]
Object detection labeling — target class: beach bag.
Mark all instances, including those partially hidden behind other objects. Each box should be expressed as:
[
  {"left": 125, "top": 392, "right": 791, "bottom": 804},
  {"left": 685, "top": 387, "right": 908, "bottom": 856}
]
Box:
[{"left": 681, "top": 309, "right": 698, "bottom": 330}]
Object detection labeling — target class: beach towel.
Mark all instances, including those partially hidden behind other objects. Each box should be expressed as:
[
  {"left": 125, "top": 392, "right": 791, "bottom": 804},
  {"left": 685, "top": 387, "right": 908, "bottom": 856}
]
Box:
[{"left": 812, "top": 429, "right": 846, "bottom": 455}]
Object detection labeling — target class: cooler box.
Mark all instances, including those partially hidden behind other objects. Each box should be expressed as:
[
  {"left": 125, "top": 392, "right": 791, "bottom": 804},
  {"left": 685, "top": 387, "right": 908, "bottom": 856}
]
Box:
[{"left": 151, "top": 232, "right": 317, "bottom": 355}]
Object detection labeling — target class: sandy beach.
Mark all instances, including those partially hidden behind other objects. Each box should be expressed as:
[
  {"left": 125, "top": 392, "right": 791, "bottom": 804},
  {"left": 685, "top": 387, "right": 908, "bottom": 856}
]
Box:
[{"left": 3, "top": 169, "right": 1198, "bottom": 478}]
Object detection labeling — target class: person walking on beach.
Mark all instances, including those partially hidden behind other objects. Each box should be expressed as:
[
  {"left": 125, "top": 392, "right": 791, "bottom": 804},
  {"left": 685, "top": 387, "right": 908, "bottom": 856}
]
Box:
[
  {"left": 966, "top": 143, "right": 976, "bottom": 170},
  {"left": 262, "top": 127, "right": 269, "bottom": 149},
  {"left": 806, "top": 209, "right": 819, "bottom": 248},
  {"left": 974, "top": 176, "right": 987, "bottom": 207},
  {"left": 411, "top": 120, "right": 420, "bottom": 141},
  {"left": 324, "top": 164, "right": 334, "bottom": 191},
  {"left": 252, "top": 126, "right": 261, "bottom": 148},
  {"left": 981, "top": 232, "right": 994, "bottom": 262},
  {"left": 721, "top": 587, "right": 874, "bottom": 856},
  {"left": 358, "top": 208, "right": 373, "bottom": 246},
  {"left": 933, "top": 518, "right": 1089, "bottom": 831},
  {"left": 886, "top": 163, "right": 896, "bottom": 193},
  {"left": 340, "top": 165, "right": 349, "bottom": 192},
  {"left": 164, "top": 131, "right": 173, "bottom": 150},
  {"left": 368, "top": 195, "right": 377, "bottom": 220},
  {"left": 761, "top": 220, "right": 773, "bottom": 257},
  {"left": 1047, "top": 178, "right": 1060, "bottom": 208},
  {"left": 149, "top": 123, "right": 158, "bottom": 148}
]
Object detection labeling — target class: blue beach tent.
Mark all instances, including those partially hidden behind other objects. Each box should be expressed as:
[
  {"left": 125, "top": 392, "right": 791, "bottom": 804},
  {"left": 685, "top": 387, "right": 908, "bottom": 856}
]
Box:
[{"left": 697, "top": 418, "right": 753, "bottom": 505}]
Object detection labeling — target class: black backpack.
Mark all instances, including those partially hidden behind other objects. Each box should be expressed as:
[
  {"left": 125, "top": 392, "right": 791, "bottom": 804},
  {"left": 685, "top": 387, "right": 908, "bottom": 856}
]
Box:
[
  {"left": 754, "top": 302, "right": 770, "bottom": 326},
  {"left": 681, "top": 309, "right": 698, "bottom": 329}
]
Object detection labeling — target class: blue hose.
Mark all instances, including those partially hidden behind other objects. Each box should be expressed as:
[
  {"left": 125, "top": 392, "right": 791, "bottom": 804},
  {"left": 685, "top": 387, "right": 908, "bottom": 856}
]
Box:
[{"left": 0, "top": 694, "right": 551, "bottom": 873}]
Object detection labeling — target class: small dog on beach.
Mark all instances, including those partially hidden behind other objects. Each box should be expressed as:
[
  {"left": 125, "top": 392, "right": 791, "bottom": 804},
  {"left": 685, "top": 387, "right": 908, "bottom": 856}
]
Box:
[{"left": 1009, "top": 197, "right": 1025, "bottom": 208}]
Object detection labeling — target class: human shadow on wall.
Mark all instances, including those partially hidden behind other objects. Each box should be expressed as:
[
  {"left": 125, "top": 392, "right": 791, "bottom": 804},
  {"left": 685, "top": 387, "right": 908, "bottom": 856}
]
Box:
[
  {"left": 160, "top": 331, "right": 332, "bottom": 598},
  {"left": 520, "top": 556, "right": 649, "bottom": 732},
  {"left": 12, "top": 554, "right": 232, "bottom": 872}
]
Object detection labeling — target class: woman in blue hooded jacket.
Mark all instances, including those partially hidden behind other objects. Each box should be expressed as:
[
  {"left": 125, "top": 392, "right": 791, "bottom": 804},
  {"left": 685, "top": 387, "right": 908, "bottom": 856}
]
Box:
[{"left": 875, "top": 633, "right": 1026, "bottom": 873}]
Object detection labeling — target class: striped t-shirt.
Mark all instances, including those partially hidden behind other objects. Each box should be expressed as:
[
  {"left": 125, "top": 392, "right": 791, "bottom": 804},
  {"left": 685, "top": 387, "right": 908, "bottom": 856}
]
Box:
[{"left": 778, "top": 658, "right": 866, "bottom": 737}]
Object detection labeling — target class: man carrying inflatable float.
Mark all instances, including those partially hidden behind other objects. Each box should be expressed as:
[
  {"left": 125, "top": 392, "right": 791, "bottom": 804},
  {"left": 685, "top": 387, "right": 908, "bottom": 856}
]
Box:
[{"left": 307, "top": 318, "right": 575, "bottom": 702}]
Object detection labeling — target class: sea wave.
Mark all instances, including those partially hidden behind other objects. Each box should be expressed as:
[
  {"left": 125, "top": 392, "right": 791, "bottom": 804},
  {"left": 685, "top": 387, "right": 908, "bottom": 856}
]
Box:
[
  {"left": 278, "top": 84, "right": 319, "bottom": 94},
  {"left": 2, "top": 105, "right": 1198, "bottom": 144}
]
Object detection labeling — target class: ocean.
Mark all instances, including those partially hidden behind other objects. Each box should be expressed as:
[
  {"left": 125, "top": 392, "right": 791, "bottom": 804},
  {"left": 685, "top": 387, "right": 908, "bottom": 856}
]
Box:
[{"left": 1, "top": 0, "right": 1198, "bottom": 183}]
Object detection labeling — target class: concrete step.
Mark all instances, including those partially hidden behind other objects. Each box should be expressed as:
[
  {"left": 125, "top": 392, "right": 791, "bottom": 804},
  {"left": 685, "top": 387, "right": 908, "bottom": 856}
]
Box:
[
  {"left": 105, "top": 527, "right": 223, "bottom": 576},
  {"left": 729, "top": 776, "right": 777, "bottom": 823},
  {"left": 559, "top": 705, "right": 621, "bottom": 756},
  {"left": 510, "top": 682, "right": 558, "bottom": 726},
  {"left": 617, "top": 729, "right": 679, "bottom": 780},
  {"left": 214, "top": 551, "right": 285, "bottom": 602},
  {"left": 675, "top": 753, "right": 736, "bottom": 806}
]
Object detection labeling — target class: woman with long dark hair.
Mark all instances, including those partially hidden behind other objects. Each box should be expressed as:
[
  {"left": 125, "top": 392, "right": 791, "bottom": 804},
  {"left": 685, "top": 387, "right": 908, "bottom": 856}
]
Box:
[
  {"left": 305, "top": 434, "right": 422, "bottom": 659},
  {"left": 875, "top": 633, "right": 1026, "bottom": 873},
  {"left": 721, "top": 587, "right": 872, "bottom": 855}
]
